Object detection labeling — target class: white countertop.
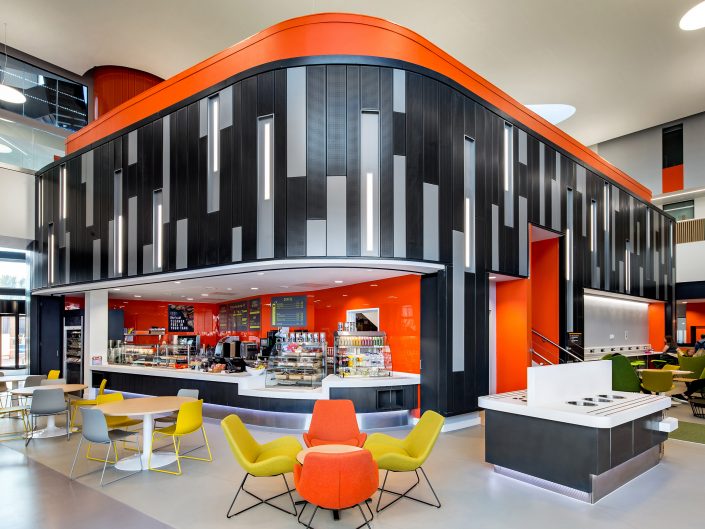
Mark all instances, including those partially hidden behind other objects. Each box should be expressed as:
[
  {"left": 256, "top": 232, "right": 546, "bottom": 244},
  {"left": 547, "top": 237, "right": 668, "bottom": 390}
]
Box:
[
  {"left": 478, "top": 390, "right": 671, "bottom": 429},
  {"left": 90, "top": 364, "right": 419, "bottom": 401}
]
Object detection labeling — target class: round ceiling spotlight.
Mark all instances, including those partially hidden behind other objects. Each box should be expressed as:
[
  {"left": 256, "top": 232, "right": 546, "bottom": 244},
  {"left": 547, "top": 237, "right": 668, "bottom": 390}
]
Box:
[
  {"left": 680, "top": 1, "right": 705, "bottom": 30},
  {"left": 526, "top": 104, "right": 576, "bottom": 125}
]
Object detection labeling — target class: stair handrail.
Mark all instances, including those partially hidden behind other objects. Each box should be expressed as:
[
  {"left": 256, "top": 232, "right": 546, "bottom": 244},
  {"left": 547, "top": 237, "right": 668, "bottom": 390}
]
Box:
[
  {"left": 531, "top": 329, "right": 583, "bottom": 363},
  {"left": 529, "top": 347, "right": 555, "bottom": 366}
]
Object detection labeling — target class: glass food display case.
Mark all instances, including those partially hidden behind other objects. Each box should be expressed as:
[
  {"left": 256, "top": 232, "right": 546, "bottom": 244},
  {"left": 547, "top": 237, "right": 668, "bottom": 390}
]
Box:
[
  {"left": 334, "top": 331, "right": 392, "bottom": 377},
  {"left": 108, "top": 344, "right": 193, "bottom": 369},
  {"left": 265, "top": 334, "right": 326, "bottom": 388}
]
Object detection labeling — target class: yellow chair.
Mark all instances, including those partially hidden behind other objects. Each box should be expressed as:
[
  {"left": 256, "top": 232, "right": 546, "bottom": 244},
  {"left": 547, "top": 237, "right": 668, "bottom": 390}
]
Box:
[
  {"left": 364, "top": 410, "right": 445, "bottom": 513},
  {"left": 47, "top": 370, "right": 60, "bottom": 380},
  {"left": 641, "top": 370, "right": 674, "bottom": 394},
  {"left": 663, "top": 364, "right": 679, "bottom": 372},
  {"left": 220, "top": 414, "right": 300, "bottom": 517},
  {"left": 69, "top": 379, "right": 107, "bottom": 431},
  {"left": 149, "top": 399, "right": 212, "bottom": 476}
]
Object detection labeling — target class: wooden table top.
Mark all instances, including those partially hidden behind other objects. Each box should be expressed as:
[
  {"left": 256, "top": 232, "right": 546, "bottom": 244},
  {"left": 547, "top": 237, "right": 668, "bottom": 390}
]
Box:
[
  {"left": 296, "top": 444, "right": 363, "bottom": 464},
  {"left": 96, "top": 396, "right": 196, "bottom": 417},
  {"left": 638, "top": 369, "right": 693, "bottom": 376},
  {"left": 11, "top": 384, "right": 87, "bottom": 396}
]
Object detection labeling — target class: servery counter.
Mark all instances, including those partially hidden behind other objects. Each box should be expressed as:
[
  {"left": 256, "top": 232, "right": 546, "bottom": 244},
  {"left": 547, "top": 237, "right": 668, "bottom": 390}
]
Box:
[{"left": 89, "top": 364, "right": 420, "bottom": 428}]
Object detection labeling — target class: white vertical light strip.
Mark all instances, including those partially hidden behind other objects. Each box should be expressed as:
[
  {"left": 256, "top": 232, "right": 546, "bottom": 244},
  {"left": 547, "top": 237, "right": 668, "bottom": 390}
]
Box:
[
  {"left": 60, "top": 164, "right": 67, "bottom": 219},
  {"left": 603, "top": 183, "right": 609, "bottom": 228},
  {"left": 212, "top": 97, "right": 219, "bottom": 173},
  {"left": 264, "top": 120, "right": 271, "bottom": 200},
  {"left": 590, "top": 200, "right": 596, "bottom": 252},
  {"left": 464, "top": 198, "right": 471, "bottom": 267},
  {"left": 625, "top": 244, "right": 630, "bottom": 292},
  {"left": 566, "top": 228, "right": 571, "bottom": 280},
  {"left": 153, "top": 189, "right": 163, "bottom": 271},
  {"left": 366, "top": 171, "right": 374, "bottom": 252},
  {"left": 38, "top": 178, "right": 43, "bottom": 227},
  {"left": 48, "top": 224, "right": 54, "bottom": 284},
  {"left": 503, "top": 124, "right": 511, "bottom": 192},
  {"left": 117, "top": 215, "right": 123, "bottom": 274}
]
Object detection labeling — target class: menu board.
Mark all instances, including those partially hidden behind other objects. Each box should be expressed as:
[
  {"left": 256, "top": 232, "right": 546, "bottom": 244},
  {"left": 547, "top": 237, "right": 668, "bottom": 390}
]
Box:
[
  {"left": 220, "top": 298, "right": 261, "bottom": 332},
  {"left": 271, "top": 296, "right": 307, "bottom": 327},
  {"left": 232, "top": 301, "right": 250, "bottom": 332},
  {"left": 168, "top": 305, "right": 194, "bottom": 332},
  {"left": 248, "top": 298, "right": 261, "bottom": 330}
]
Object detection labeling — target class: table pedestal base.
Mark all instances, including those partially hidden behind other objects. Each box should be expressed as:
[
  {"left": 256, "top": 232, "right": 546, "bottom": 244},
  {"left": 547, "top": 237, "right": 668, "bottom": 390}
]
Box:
[
  {"left": 27, "top": 415, "right": 70, "bottom": 439},
  {"left": 115, "top": 452, "right": 177, "bottom": 471}
]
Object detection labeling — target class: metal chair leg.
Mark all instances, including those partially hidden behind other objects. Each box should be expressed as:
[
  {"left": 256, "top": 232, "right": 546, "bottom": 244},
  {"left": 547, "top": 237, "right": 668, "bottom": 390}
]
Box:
[
  {"left": 355, "top": 503, "right": 373, "bottom": 529},
  {"left": 376, "top": 467, "right": 440, "bottom": 512},
  {"left": 99, "top": 441, "right": 112, "bottom": 486},
  {"left": 227, "top": 473, "right": 297, "bottom": 518},
  {"left": 69, "top": 437, "right": 83, "bottom": 479},
  {"left": 305, "top": 505, "right": 319, "bottom": 529}
]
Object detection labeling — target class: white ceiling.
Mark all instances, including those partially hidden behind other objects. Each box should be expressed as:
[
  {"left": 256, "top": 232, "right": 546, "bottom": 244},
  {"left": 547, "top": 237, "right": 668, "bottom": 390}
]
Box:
[
  {"left": 67, "top": 267, "right": 414, "bottom": 303},
  {"left": 4, "top": 1, "right": 705, "bottom": 146}
]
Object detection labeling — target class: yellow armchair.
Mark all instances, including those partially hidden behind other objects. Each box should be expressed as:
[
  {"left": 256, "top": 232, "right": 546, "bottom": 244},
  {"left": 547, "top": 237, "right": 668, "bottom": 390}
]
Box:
[
  {"left": 364, "top": 410, "right": 444, "bottom": 512},
  {"left": 221, "top": 414, "right": 301, "bottom": 518}
]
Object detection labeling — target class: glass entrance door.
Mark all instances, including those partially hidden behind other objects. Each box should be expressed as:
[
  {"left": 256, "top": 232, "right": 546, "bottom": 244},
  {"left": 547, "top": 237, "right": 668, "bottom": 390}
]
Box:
[{"left": 1, "top": 315, "right": 26, "bottom": 369}]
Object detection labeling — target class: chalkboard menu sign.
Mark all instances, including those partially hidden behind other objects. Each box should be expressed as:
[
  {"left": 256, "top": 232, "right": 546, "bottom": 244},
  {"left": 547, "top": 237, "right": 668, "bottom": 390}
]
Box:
[
  {"left": 249, "top": 298, "right": 261, "bottom": 330},
  {"left": 168, "top": 305, "right": 194, "bottom": 332},
  {"left": 220, "top": 298, "right": 262, "bottom": 332},
  {"left": 271, "top": 296, "right": 307, "bottom": 326}
]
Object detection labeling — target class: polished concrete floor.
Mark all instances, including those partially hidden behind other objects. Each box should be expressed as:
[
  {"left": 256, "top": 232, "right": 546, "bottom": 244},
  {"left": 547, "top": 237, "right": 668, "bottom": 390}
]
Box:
[{"left": 0, "top": 405, "right": 703, "bottom": 529}]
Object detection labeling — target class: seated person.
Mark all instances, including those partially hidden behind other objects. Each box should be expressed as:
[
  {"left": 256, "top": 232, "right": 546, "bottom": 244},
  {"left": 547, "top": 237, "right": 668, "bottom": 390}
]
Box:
[
  {"left": 660, "top": 336, "right": 680, "bottom": 365},
  {"left": 694, "top": 334, "right": 705, "bottom": 357},
  {"left": 684, "top": 378, "right": 705, "bottom": 400}
]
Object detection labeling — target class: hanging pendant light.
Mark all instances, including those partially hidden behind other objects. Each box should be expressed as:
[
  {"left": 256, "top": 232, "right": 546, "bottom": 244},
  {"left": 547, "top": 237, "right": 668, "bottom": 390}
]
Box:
[{"left": 0, "top": 23, "right": 26, "bottom": 105}]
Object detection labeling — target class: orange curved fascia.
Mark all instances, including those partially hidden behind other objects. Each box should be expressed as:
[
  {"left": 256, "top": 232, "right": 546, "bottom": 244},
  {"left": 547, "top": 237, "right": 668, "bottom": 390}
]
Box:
[{"left": 68, "top": 13, "right": 651, "bottom": 201}]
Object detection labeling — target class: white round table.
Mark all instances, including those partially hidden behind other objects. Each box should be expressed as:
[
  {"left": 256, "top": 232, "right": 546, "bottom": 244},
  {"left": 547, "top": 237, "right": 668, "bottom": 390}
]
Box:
[
  {"left": 11, "top": 384, "right": 87, "bottom": 438},
  {"left": 96, "top": 396, "right": 195, "bottom": 471}
]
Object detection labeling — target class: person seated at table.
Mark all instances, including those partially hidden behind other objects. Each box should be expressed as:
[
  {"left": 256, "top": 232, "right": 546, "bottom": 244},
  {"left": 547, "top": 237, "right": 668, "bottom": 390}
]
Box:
[
  {"left": 660, "top": 336, "right": 681, "bottom": 365},
  {"left": 694, "top": 334, "right": 705, "bottom": 357},
  {"left": 684, "top": 378, "right": 705, "bottom": 400}
]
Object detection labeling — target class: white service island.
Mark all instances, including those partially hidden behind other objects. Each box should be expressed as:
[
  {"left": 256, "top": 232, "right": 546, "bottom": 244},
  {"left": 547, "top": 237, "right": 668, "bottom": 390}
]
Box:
[{"left": 479, "top": 362, "right": 677, "bottom": 503}]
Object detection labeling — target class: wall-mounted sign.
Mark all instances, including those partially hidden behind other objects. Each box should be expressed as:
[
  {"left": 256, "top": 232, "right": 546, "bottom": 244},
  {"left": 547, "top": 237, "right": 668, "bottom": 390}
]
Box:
[
  {"left": 249, "top": 298, "right": 261, "bottom": 330},
  {"left": 168, "top": 305, "right": 194, "bottom": 332},
  {"left": 220, "top": 298, "right": 261, "bottom": 332},
  {"left": 271, "top": 296, "right": 307, "bottom": 327}
]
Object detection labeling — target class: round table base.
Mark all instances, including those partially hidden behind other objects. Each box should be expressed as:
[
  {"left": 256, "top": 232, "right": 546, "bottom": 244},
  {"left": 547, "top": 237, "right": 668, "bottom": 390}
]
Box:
[
  {"left": 115, "top": 452, "right": 178, "bottom": 471},
  {"left": 26, "top": 426, "right": 70, "bottom": 439}
]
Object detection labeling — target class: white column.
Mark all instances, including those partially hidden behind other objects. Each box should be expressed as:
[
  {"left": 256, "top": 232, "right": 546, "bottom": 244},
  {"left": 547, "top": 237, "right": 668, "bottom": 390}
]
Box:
[{"left": 83, "top": 290, "right": 109, "bottom": 384}]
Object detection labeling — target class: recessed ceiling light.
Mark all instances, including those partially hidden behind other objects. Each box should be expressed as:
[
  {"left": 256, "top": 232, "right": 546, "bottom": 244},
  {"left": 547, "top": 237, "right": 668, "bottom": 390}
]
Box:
[
  {"left": 173, "top": 281, "right": 181, "bottom": 284},
  {"left": 683, "top": 301, "right": 689, "bottom": 304},
  {"left": 201, "top": 293, "right": 209, "bottom": 297},
  {"left": 526, "top": 104, "right": 576, "bottom": 125},
  {"left": 334, "top": 280, "right": 344, "bottom": 284},
  {"left": 134, "top": 295, "right": 142, "bottom": 298},
  {"left": 257, "top": 272, "right": 265, "bottom": 276},
  {"left": 205, "top": 286, "right": 215, "bottom": 290},
  {"left": 0, "top": 144, "right": 12, "bottom": 154},
  {"left": 680, "top": 2, "right": 705, "bottom": 30},
  {"left": 250, "top": 287, "right": 259, "bottom": 291},
  {"left": 370, "top": 284, "right": 378, "bottom": 287},
  {"left": 342, "top": 294, "right": 348, "bottom": 297},
  {"left": 280, "top": 286, "right": 289, "bottom": 288},
  {"left": 187, "top": 297, "right": 194, "bottom": 301},
  {"left": 112, "top": 288, "right": 121, "bottom": 291},
  {"left": 489, "top": 276, "right": 497, "bottom": 280},
  {"left": 227, "top": 287, "right": 232, "bottom": 291}
]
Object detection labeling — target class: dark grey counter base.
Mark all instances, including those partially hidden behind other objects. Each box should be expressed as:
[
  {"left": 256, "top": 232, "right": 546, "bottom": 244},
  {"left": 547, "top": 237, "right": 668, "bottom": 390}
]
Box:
[
  {"left": 91, "top": 370, "right": 418, "bottom": 415},
  {"left": 485, "top": 410, "right": 667, "bottom": 503}
]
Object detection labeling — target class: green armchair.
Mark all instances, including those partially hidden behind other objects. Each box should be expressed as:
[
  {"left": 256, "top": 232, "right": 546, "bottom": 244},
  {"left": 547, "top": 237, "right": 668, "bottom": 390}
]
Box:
[
  {"left": 678, "top": 355, "right": 705, "bottom": 380},
  {"left": 602, "top": 354, "right": 642, "bottom": 393}
]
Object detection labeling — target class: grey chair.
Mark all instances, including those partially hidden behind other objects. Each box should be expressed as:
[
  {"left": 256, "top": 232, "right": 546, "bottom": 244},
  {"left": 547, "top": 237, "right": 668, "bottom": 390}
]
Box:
[
  {"left": 154, "top": 389, "right": 199, "bottom": 427},
  {"left": 0, "top": 371, "right": 8, "bottom": 407},
  {"left": 70, "top": 407, "right": 142, "bottom": 486},
  {"left": 25, "top": 388, "right": 70, "bottom": 446},
  {"left": 40, "top": 378, "right": 67, "bottom": 385},
  {"left": 24, "top": 375, "right": 46, "bottom": 387}
]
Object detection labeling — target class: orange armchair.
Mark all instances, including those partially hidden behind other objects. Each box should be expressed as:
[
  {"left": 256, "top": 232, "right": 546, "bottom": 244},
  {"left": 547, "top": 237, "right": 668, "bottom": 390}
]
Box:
[
  {"left": 303, "top": 399, "right": 366, "bottom": 447},
  {"left": 294, "top": 450, "right": 378, "bottom": 528}
]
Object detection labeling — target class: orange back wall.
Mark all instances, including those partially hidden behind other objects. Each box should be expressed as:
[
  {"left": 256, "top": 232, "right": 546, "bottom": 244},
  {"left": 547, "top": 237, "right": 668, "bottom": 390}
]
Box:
[
  {"left": 90, "top": 66, "right": 163, "bottom": 119},
  {"left": 648, "top": 303, "right": 666, "bottom": 349},
  {"left": 530, "top": 238, "right": 560, "bottom": 363},
  {"left": 496, "top": 279, "right": 531, "bottom": 392},
  {"left": 311, "top": 275, "right": 421, "bottom": 374},
  {"left": 686, "top": 302, "right": 705, "bottom": 343}
]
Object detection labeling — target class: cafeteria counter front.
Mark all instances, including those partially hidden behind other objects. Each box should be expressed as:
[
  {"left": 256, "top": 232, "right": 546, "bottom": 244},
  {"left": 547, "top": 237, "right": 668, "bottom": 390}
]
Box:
[{"left": 89, "top": 364, "right": 420, "bottom": 429}]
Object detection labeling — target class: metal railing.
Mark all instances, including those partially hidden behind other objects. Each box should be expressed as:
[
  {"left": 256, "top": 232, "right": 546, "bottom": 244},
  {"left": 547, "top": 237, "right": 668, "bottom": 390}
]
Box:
[
  {"left": 676, "top": 218, "right": 705, "bottom": 244},
  {"left": 531, "top": 329, "right": 583, "bottom": 364}
]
